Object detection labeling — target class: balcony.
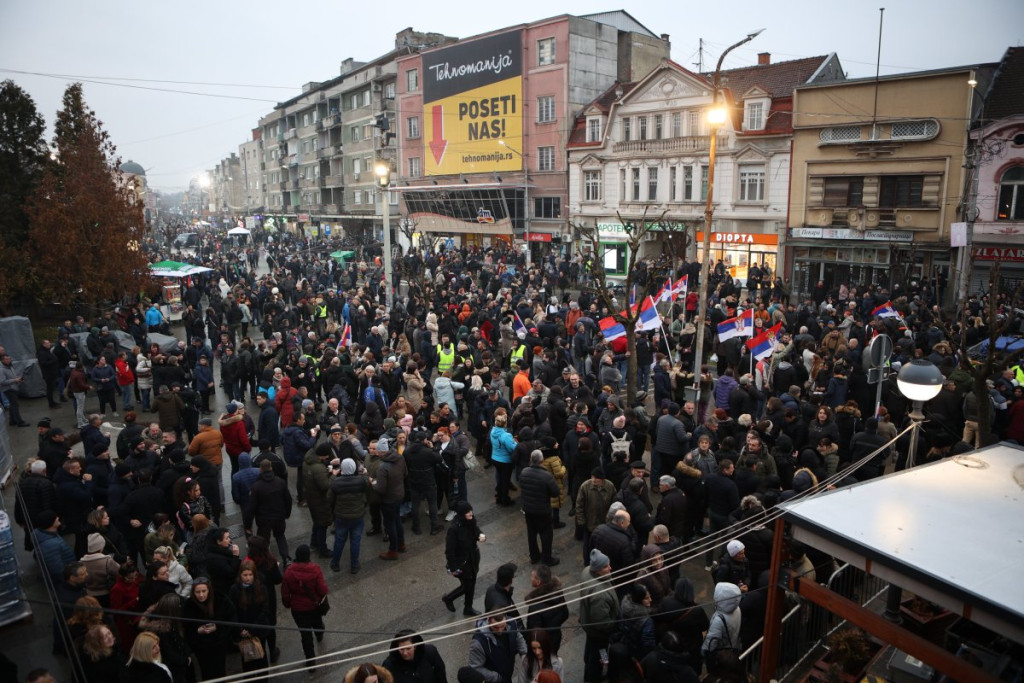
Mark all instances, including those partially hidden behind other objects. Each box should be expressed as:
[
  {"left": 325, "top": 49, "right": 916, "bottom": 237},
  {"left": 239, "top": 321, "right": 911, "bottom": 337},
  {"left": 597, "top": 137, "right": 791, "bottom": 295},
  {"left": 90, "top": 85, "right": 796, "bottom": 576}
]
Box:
[
  {"left": 612, "top": 135, "right": 723, "bottom": 154},
  {"left": 299, "top": 177, "right": 318, "bottom": 189},
  {"left": 284, "top": 128, "right": 297, "bottom": 140},
  {"left": 290, "top": 179, "right": 300, "bottom": 190},
  {"left": 325, "top": 175, "right": 345, "bottom": 187},
  {"left": 278, "top": 181, "right": 289, "bottom": 192},
  {"left": 317, "top": 148, "right": 333, "bottom": 159},
  {"left": 316, "top": 120, "right": 324, "bottom": 131},
  {"left": 321, "top": 203, "right": 339, "bottom": 214}
]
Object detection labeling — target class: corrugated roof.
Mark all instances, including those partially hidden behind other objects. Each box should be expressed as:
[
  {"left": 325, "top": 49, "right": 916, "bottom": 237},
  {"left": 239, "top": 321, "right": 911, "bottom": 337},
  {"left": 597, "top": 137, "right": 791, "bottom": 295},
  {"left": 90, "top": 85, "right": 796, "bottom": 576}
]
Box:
[{"left": 985, "top": 47, "right": 1024, "bottom": 120}]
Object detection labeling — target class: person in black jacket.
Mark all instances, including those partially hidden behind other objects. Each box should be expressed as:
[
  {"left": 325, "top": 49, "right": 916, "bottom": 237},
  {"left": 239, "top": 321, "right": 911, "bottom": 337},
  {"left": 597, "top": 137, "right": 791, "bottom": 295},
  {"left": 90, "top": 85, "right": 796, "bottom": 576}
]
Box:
[
  {"left": 205, "top": 528, "right": 241, "bottom": 598},
  {"left": 404, "top": 430, "right": 444, "bottom": 535},
  {"left": 703, "top": 459, "right": 740, "bottom": 570},
  {"left": 442, "top": 501, "right": 484, "bottom": 616},
  {"left": 519, "top": 451, "right": 560, "bottom": 565},
  {"left": 14, "top": 459, "right": 56, "bottom": 551},
  {"left": 524, "top": 563, "right": 569, "bottom": 655},
  {"left": 652, "top": 404, "right": 690, "bottom": 480},
  {"left": 382, "top": 629, "right": 448, "bottom": 683},
  {"left": 188, "top": 455, "right": 222, "bottom": 526},
  {"left": 655, "top": 475, "right": 687, "bottom": 540},
  {"left": 244, "top": 460, "right": 293, "bottom": 561}
]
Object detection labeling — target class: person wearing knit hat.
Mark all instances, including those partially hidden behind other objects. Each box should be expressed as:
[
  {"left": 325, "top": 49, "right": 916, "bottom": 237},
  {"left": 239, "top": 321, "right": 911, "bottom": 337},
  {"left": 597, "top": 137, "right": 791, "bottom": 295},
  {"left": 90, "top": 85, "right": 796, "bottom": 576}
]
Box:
[
  {"left": 340, "top": 458, "right": 357, "bottom": 476},
  {"left": 727, "top": 539, "right": 745, "bottom": 558},
  {"left": 225, "top": 402, "right": 238, "bottom": 415},
  {"left": 713, "top": 540, "right": 750, "bottom": 591},
  {"left": 580, "top": 547, "right": 617, "bottom": 681}
]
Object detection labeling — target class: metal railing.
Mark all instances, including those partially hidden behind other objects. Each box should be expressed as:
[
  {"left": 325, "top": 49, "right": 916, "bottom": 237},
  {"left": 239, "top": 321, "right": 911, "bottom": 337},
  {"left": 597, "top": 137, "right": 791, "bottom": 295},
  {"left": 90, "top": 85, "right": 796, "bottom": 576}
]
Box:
[{"left": 738, "top": 562, "right": 891, "bottom": 680}]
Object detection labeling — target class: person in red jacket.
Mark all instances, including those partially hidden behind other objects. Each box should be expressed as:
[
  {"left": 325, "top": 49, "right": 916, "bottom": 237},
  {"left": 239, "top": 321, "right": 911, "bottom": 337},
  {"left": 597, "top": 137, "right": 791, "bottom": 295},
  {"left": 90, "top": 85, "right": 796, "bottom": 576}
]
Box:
[
  {"left": 281, "top": 544, "right": 328, "bottom": 666},
  {"left": 218, "top": 402, "right": 252, "bottom": 476},
  {"left": 275, "top": 376, "right": 298, "bottom": 428}
]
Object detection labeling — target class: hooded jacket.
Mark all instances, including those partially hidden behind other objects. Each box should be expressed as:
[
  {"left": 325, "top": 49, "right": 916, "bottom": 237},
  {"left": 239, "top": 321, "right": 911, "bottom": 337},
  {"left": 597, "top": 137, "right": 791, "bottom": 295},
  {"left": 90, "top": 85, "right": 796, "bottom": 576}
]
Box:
[
  {"left": 281, "top": 560, "right": 328, "bottom": 612},
  {"left": 231, "top": 452, "right": 260, "bottom": 507},
  {"left": 701, "top": 582, "right": 742, "bottom": 657},
  {"left": 303, "top": 449, "right": 333, "bottom": 525},
  {"left": 275, "top": 376, "right": 298, "bottom": 427},
  {"left": 328, "top": 469, "right": 370, "bottom": 520}
]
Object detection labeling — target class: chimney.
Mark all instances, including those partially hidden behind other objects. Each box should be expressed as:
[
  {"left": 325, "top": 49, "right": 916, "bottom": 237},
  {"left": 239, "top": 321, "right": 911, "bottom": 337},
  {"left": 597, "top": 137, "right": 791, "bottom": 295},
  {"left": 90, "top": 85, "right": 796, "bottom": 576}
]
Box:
[
  {"left": 758, "top": 52, "right": 771, "bottom": 66},
  {"left": 660, "top": 33, "right": 670, "bottom": 42}
]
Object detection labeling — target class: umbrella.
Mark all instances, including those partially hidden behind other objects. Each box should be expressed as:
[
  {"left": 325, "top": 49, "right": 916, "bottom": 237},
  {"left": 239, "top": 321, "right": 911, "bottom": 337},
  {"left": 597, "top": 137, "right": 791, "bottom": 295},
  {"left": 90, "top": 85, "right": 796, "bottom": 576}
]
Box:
[
  {"left": 149, "top": 260, "right": 214, "bottom": 278},
  {"left": 330, "top": 250, "right": 356, "bottom": 263}
]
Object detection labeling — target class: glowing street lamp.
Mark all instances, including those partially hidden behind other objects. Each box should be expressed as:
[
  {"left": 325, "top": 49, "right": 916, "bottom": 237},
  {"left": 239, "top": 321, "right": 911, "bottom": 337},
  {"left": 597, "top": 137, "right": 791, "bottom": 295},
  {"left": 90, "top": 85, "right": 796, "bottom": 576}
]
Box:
[{"left": 375, "top": 161, "right": 394, "bottom": 311}]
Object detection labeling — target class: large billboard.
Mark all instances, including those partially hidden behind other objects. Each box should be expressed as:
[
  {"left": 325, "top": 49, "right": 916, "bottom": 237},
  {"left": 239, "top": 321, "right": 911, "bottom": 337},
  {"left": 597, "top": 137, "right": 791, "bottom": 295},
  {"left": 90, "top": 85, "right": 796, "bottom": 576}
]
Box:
[{"left": 422, "top": 30, "right": 523, "bottom": 176}]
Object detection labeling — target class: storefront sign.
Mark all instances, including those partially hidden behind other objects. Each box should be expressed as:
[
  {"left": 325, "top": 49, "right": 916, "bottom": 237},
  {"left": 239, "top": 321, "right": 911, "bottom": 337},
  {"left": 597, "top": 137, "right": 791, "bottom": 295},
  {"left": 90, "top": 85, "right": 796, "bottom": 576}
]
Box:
[
  {"left": 973, "top": 247, "right": 1024, "bottom": 262},
  {"left": 526, "top": 232, "right": 552, "bottom": 242},
  {"left": 789, "top": 227, "right": 913, "bottom": 242},
  {"left": 297, "top": 213, "right": 310, "bottom": 222},
  {"left": 695, "top": 231, "right": 778, "bottom": 246}
]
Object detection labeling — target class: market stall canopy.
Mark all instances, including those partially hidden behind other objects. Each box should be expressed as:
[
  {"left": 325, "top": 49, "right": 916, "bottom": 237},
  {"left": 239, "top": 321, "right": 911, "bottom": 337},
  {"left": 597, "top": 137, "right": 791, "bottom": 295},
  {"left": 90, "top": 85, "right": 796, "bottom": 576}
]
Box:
[
  {"left": 149, "top": 260, "right": 213, "bottom": 278},
  {"left": 330, "top": 250, "right": 355, "bottom": 263},
  {"left": 228, "top": 227, "right": 251, "bottom": 235},
  {"left": 782, "top": 442, "right": 1024, "bottom": 646}
]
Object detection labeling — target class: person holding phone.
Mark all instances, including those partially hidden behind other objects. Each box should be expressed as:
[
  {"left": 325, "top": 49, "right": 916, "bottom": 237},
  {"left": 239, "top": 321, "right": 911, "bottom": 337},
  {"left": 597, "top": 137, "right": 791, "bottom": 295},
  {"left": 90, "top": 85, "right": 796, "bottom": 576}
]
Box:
[{"left": 183, "top": 577, "right": 236, "bottom": 679}]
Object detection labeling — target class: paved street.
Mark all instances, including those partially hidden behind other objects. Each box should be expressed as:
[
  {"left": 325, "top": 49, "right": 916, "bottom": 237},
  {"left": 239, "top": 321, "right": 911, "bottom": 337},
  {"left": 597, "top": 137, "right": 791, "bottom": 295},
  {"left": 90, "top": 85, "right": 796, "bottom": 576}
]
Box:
[{"left": 1, "top": 350, "right": 717, "bottom": 681}]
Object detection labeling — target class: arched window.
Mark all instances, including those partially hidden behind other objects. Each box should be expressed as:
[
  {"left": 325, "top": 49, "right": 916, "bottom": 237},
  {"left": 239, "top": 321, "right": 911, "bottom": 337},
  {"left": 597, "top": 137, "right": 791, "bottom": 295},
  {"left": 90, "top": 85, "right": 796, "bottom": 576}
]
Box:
[{"left": 998, "top": 166, "right": 1024, "bottom": 220}]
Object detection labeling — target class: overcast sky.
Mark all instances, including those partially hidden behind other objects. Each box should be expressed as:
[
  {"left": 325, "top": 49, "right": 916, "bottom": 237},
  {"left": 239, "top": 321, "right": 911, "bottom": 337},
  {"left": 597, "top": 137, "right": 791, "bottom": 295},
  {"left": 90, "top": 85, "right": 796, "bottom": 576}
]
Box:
[{"left": 2, "top": 0, "right": 1021, "bottom": 191}]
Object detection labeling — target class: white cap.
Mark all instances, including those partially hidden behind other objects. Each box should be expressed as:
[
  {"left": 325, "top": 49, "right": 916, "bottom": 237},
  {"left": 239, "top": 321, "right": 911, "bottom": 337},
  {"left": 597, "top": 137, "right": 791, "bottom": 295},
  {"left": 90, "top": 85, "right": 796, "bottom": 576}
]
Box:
[{"left": 727, "top": 540, "right": 745, "bottom": 557}]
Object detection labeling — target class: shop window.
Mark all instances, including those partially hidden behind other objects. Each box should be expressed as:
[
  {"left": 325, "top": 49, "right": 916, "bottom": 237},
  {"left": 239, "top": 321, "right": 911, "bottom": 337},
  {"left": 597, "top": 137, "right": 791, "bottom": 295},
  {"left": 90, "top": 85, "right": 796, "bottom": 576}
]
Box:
[
  {"left": 879, "top": 175, "right": 923, "bottom": 207},
  {"left": 823, "top": 177, "right": 864, "bottom": 207},
  {"left": 998, "top": 166, "right": 1024, "bottom": 220},
  {"left": 601, "top": 242, "right": 628, "bottom": 275}
]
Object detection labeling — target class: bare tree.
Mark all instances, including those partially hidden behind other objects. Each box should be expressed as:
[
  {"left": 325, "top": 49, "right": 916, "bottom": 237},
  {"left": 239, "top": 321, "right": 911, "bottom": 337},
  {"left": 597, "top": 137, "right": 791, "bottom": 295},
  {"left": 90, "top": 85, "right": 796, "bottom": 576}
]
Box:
[{"left": 572, "top": 207, "right": 674, "bottom": 402}]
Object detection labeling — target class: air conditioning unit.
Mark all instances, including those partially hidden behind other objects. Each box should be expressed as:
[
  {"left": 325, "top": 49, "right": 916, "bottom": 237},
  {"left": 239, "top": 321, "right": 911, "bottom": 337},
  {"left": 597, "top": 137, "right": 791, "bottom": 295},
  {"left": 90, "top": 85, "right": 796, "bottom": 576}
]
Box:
[
  {"left": 807, "top": 208, "right": 834, "bottom": 227},
  {"left": 864, "top": 210, "right": 880, "bottom": 228}
]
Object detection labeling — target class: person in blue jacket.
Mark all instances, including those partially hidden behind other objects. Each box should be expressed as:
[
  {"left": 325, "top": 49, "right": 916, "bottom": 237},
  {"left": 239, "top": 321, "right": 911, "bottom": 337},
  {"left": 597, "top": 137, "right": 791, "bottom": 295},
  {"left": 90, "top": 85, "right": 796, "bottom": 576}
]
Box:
[{"left": 490, "top": 413, "right": 517, "bottom": 506}]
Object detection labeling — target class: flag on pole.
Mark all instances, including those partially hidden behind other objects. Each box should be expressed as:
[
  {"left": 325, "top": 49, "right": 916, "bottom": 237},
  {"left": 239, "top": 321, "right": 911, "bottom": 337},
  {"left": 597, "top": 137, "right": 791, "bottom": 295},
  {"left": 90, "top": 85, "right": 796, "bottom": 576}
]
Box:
[
  {"left": 746, "top": 322, "right": 782, "bottom": 360},
  {"left": 512, "top": 312, "right": 527, "bottom": 339},
  {"left": 599, "top": 316, "right": 626, "bottom": 342},
  {"left": 636, "top": 296, "right": 662, "bottom": 332},
  {"left": 657, "top": 277, "right": 673, "bottom": 303},
  {"left": 337, "top": 323, "right": 352, "bottom": 350},
  {"left": 717, "top": 308, "right": 755, "bottom": 341},
  {"left": 872, "top": 301, "right": 900, "bottom": 319},
  {"left": 673, "top": 275, "right": 688, "bottom": 299}
]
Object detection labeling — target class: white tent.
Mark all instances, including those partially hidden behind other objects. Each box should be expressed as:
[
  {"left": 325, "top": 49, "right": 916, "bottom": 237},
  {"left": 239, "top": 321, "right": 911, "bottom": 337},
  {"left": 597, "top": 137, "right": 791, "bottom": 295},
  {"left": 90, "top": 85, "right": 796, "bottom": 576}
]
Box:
[{"left": 228, "top": 227, "right": 251, "bottom": 235}]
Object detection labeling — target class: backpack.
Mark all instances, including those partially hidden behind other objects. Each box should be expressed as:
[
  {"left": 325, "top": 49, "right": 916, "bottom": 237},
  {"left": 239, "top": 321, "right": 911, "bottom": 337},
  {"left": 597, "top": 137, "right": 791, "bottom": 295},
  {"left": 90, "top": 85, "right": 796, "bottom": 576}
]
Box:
[{"left": 609, "top": 432, "right": 632, "bottom": 459}]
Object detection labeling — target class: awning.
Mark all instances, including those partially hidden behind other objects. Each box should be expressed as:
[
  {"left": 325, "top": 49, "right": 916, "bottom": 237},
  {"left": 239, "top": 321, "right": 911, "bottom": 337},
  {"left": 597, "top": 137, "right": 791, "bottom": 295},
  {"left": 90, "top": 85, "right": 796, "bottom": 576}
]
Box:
[
  {"left": 149, "top": 260, "right": 214, "bottom": 278},
  {"left": 228, "top": 227, "right": 250, "bottom": 235},
  {"left": 782, "top": 443, "right": 1024, "bottom": 645},
  {"left": 330, "top": 250, "right": 355, "bottom": 263}
]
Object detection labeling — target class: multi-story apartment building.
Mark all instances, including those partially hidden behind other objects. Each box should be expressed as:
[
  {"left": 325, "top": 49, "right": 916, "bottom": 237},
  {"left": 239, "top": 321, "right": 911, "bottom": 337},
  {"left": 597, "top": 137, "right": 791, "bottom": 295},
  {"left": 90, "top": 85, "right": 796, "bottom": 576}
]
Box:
[
  {"left": 395, "top": 11, "right": 670, "bottom": 258},
  {"left": 238, "top": 132, "right": 263, "bottom": 217},
  {"left": 566, "top": 53, "right": 843, "bottom": 280},
  {"left": 211, "top": 154, "right": 244, "bottom": 220},
  {"left": 787, "top": 65, "right": 990, "bottom": 299},
  {"left": 254, "top": 29, "right": 451, "bottom": 240},
  {"left": 963, "top": 47, "right": 1024, "bottom": 297}
]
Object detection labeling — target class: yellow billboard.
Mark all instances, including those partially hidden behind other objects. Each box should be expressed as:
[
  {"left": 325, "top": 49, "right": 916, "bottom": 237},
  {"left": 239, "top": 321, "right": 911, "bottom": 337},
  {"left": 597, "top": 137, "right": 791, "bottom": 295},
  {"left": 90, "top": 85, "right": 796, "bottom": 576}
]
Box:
[{"left": 421, "top": 30, "right": 523, "bottom": 176}]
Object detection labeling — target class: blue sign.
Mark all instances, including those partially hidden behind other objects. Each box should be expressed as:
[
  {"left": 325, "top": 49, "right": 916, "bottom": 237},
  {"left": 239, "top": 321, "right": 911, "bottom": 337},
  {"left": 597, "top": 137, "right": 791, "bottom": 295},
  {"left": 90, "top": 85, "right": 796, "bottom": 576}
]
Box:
[
  {"left": 445, "top": 238, "right": 455, "bottom": 249},
  {"left": 324, "top": 225, "right": 332, "bottom": 236}
]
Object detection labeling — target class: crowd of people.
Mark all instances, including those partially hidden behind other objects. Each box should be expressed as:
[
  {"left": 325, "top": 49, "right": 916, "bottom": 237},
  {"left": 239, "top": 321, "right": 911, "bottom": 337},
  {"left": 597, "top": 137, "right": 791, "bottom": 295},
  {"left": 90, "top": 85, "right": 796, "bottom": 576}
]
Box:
[{"left": 7, "top": 223, "right": 1024, "bottom": 683}]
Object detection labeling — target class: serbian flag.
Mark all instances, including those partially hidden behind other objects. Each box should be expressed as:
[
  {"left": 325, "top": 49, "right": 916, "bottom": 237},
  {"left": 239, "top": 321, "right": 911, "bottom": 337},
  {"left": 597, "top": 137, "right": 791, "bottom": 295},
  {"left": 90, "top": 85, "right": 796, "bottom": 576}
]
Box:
[
  {"left": 337, "top": 323, "right": 352, "bottom": 350},
  {"left": 746, "top": 322, "right": 782, "bottom": 360},
  {"left": 673, "top": 275, "right": 688, "bottom": 299},
  {"left": 636, "top": 296, "right": 662, "bottom": 332},
  {"left": 657, "top": 277, "right": 673, "bottom": 303},
  {"left": 717, "top": 308, "right": 754, "bottom": 341},
  {"left": 872, "top": 301, "right": 900, "bottom": 319},
  {"left": 512, "top": 312, "right": 527, "bottom": 339},
  {"left": 599, "top": 315, "right": 626, "bottom": 342}
]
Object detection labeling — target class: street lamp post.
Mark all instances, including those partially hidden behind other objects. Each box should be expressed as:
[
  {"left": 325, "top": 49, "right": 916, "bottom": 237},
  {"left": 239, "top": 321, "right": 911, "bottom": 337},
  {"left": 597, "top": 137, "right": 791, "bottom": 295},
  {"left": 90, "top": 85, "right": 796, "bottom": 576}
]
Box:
[
  {"left": 498, "top": 140, "right": 531, "bottom": 267},
  {"left": 692, "top": 29, "right": 764, "bottom": 405},
  {"left": 374, "top": 162, "right": 394, "bottom": 312},
  {"left": 883, "top": 358, "right": 944, "bottom": 622}
]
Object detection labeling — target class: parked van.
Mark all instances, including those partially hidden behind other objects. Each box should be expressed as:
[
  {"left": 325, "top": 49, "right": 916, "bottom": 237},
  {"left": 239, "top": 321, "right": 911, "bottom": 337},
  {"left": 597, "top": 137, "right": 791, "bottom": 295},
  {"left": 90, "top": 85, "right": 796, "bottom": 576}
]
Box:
[{"left": 173, "top": 232, "right": 199, "bottom": 248}]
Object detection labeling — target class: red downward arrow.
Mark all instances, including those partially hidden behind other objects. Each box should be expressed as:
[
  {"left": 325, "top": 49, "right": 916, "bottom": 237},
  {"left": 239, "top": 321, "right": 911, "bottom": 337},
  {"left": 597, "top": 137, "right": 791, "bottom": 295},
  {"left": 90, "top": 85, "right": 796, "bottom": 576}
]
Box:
[{"left": 428, "top": 104, "right": 448, "bottom": 165}]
